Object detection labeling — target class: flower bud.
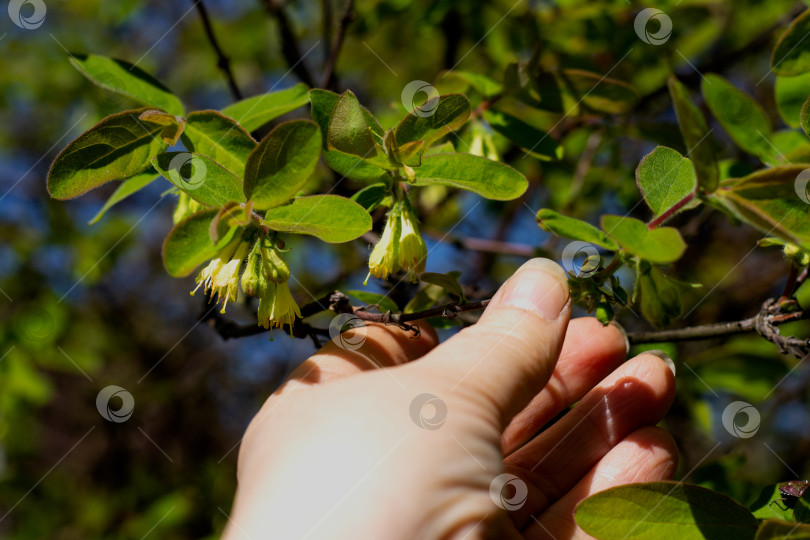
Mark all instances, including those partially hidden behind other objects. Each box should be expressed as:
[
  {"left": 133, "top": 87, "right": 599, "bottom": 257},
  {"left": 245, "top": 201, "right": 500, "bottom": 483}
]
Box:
[
  {"left": 398, "top": 201, "right": 427, "bottom": 281},
  {"left": 366, "top": 204, "right": 401, "bottom": 283},
  {"left": 256, "top": 280, "right": 301, "bottom": 330}
]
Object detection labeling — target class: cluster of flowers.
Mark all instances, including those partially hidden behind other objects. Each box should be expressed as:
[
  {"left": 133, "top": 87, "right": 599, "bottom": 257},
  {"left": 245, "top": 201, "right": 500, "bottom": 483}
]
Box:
[
  {"left": 191, "top": 232, "right": 301, "bottom": 329},
  {"left": 366, "top": 199, "right": 428, "bottom": 283}
]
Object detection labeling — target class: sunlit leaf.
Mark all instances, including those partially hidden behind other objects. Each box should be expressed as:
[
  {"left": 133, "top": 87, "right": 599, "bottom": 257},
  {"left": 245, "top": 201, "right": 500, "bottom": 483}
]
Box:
[
  {"left": 575, "top": 482, "right": 758, "bottom": 540},
  {"left": 262, "top": 195, "right": 372, "bottom": 242},
  {"left": 48, "top": 108, "right": 167, "bottom": 200},
  {"left": 413, "top": 153, "right": 527, "bottom": 201},
  {"left": 68, "top": 53, "right": 185, "bottom": 115},
  {"left": 221, "top": 83, "right": 310, "bottom": 132}
]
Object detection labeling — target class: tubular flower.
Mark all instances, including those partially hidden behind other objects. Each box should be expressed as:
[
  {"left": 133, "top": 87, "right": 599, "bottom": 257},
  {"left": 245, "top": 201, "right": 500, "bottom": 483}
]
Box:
[
  {"left": 210, "top": 240, "right": 251, "bottom": 313},
  {"left": 260, "top": 239, "right": 290, "bottom": 284},
  {"left": 366, "top": 204, "right": 401, "bottom": 283},
  {"left": 257, "top": 281, "right": 301, "bottom": 330},
  {"left": 398, "top": 201, "right": 427, "bottom": 281},
  {"left": 240, "top": 242, "right": 266, "bottom": 298},
  {"left": 191, "top": 235, "right": 241, "bottom": 297}
]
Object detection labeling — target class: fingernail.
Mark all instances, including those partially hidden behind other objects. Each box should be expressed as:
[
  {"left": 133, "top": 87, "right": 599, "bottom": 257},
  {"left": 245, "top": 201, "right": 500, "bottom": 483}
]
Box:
[
  {"left": 500, "top": 258, "right": 570, "bottom": 320},
  {"left": 645, "top": 349, "right": 676, "bottom": 376},
  {"left": 609, "top": 321, "right": 630, "bottom": 355}
]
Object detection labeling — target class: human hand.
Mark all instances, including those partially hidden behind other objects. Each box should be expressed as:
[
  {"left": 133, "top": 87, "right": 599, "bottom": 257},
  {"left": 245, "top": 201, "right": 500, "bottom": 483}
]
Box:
[{"left": 223, "top": 258, "right": 678, "bottom": 539}]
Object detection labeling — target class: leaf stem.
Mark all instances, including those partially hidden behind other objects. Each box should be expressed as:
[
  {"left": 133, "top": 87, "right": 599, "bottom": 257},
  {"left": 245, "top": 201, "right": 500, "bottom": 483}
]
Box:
[{"left": 647, "top": 191, "right": 696, "bottom": 229}]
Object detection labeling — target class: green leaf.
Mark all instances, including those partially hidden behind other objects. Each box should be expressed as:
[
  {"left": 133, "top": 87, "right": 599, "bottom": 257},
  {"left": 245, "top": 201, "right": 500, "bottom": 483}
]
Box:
[
  {"left": 48, "top": 108, "right": 168, "bottom": 200},
  {"left": 153, "top": 152, "right": 245, "bottom": 207},
  {"left": 345, "top": 290, "right": 399, "bottom": 314},
  {"left": 438, "top": 71, "right": 502, "bottom": 97},
  {"left": 637, "top": 261, "right": 682, "bottom": 328},
  {"left": 327, "top": 90, "right": 381, "bottom": 157},
  {"left": 668, "top": 76, "right": 718, "bottom": 192},
  {"left": 772, "top": 9, "right": 810, "bottom": 76},
  {"left": 756, "top": 520, "right": 810, "bottom": 539},
  {"left": 483, "top": 109, "right": 562, "bottom": 161},
  {"left": 702, "top": 74, "right": 774, "bottom": 161},
  {"left": 404, "top": 271, "right": 462, "bottom": 313},
  {"left": 220, "top": 83, "right": 310, "bottom": 132},
  {"left": 68, "top": 54, "right": 185, "bottom": 116},
  {"left": 181, "top": 111, "right": 256, "bottom": 178},
  {"left": 636, "top": 146, "right": 698, "bottom": 219},
  {"left": 162, "top": 209, "right": 239, "bottom": 277},
  {"left": 419, "top": 272, "right": 466, "bottom": 302},
  {"left": 88, "top": 170, "right": 159, "bottom": 224},
  {"left": 575, "top": 481, "right": 758, "bottom": 540},
  {"left": 244, "top": 120, "right": 321, "bottom": 210},
  {"left": 775, "top": 73, "right": 810, "bottom": 129},
  {"left": 556, "top": 69, "right": 639, "bottom": 115},
  {"left": 711, "top": 165, "right": 810, "bottom": 250},
  {"left": 601, "top": 215, "right": 686, "bottom": 263},
  {"left": 262, "top": 195, "right": 372, "bottom": 243},
  {"left": 310, "top": 89, "right": 383, "bottom": 143},
  {"left": 750, "top": 484, "right": 796, "bottom": 522},
  {"left": 536, "top": 209, "right": 619, "bottom": 250},
  {"left": 351, "top": 183, "right": 391, "bottom": 212},
  {"left": 323, "top": 149, "right": 387, "bottom": 181},
  {"left": 394, "top": 94, "right": 471, "bottom": 149},
  {"left": 413, "top": 153, "right": 528, "bottom": 201}
]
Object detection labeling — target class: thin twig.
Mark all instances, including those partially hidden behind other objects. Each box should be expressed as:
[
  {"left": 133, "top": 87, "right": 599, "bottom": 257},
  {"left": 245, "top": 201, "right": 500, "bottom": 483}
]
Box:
[
  {"left": 320, "top": 0, "right": 354, "bottom": 90},
  {"left": 193, "top": 0, "right": 243, "bottom": 101},
  {"left": 260, "top": 0, "right": 316, "bottom": 87}
]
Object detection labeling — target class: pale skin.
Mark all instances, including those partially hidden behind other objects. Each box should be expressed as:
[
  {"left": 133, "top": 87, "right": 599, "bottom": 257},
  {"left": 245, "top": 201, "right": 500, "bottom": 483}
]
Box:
[{"left": 223, "top": 258, "right": 678, "bottom": 539}]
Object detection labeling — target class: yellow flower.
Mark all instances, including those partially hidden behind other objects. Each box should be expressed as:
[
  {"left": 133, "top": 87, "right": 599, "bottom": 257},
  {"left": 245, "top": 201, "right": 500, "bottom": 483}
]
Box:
[
  {"left": 192, "top": 238, "right": 250, "bottom": 313},
  {"left": 398, "top": 202, "right": 426, "bottom": 281},
  {"left": 366, "top": 205, "right": 401, "bottom": 283},
  {"left": 257, "top": 281, "right": 301, "bottom": 329}
]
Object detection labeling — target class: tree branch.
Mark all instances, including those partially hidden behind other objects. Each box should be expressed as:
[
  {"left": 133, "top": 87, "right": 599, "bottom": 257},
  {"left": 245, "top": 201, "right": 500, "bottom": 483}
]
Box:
[
  {"left": 193, "top": 0, "right": 243, "bottom": 101},
  {"left": 320, "top": 0, "right": 354, "bottom": 90},
  {"left": 260, "top": 0, "right": 316, "bottom": 87}
]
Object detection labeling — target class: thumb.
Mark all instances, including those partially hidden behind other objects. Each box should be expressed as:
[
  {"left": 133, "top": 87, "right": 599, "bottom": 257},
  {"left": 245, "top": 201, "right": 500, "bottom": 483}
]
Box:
[{"left": 416, "top": 258, "right": 571, "bottom": 426}]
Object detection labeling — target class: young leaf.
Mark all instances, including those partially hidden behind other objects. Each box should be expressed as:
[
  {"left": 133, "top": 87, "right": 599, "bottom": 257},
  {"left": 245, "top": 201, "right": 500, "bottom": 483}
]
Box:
[
  {"left": 775, "top": 73, "right": 810, "bottom": 129},
  {"left": 181, "top": 111, "right": 256, "bottom": 178},
  {"left": 556, "top": 69, "right": 639, "bottom": 114},
  {"left": 668, "top": 76, "right": 718, "bottom": 192},
  {"left": 48, "top": 108, "right": 168, "bottom": 200},
  {"left": 327, "top": 90, "right": 383, "bottom": 157},
  {"left": 601, "top": 215, "right": 686, "bottom": 263},
  {"left": 351, "top": 183, "right": 391, "bottom": 211},
  {"left": 536, "top": 209, "right": 619, "bottom": 250},
  {"left": 244, "top": 120, "right": 321, "bottom": 210},
  {"left": 68, "top": 54, "right": 185, "bottom": 116},
  {"left": 756, "top": 519, "right": 810, "bottom": 539},
  {"left": 88, "top": 170, "right": 159, "bottom": 224},
  {"left": 162, "top": 209, "right": 240, "bottom": 277},
  {"left": 702, "top": 74, "right": 774, "bottom": 161},
  {"left": 138, "top": 110, "right": 185, "bottom": 145},
  {"left": 413, "top": 153, "right": 528, "bottom": 201},
  {"left": 394, "top": 94, "right": 471, "bottom": 149},
  {"left": 345, "top": 290, "right": 399, "bottom": 314},
  {"left": 483, "top": 109, "right": 562, "bottom": 161},
  {"left": 153, "top": 152, "right": 245, "bottom": 207},
  {"left": 637, "top": 261, "right": 682, "bottom": 328},
  {"left": 574, "top": 481, "right": 758, "bottom": 540},
  {"left": 220, "top": 83, "right": 310, "bottom": 132},
  {"left": 419, "top": 272, "right": 466, "bottom": 302},
  {"left": 772, "top": 9, "right": 810, "bottom": 76},
  {"left": 636, "top": 146, "right": 698, "bottom": 219},
  {"left": 262, "top": 195, "right": 372, "bottom": 243},
  {"left": 710, "top": 165, "right": 810, "bottom": 250}
]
